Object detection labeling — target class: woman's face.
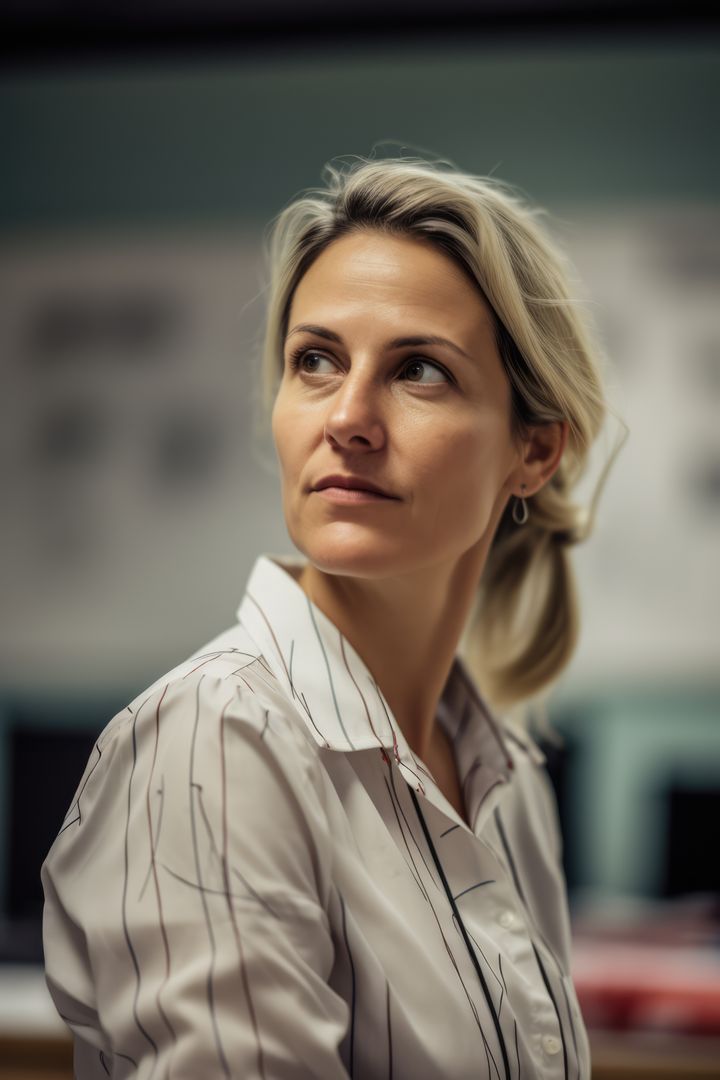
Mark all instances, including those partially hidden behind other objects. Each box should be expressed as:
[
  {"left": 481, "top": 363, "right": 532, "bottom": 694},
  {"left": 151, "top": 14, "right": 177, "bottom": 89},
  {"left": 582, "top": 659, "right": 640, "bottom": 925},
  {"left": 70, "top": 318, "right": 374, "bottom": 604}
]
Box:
[{"left": 271, "top": 228, "right": 524, "bottom": 580}]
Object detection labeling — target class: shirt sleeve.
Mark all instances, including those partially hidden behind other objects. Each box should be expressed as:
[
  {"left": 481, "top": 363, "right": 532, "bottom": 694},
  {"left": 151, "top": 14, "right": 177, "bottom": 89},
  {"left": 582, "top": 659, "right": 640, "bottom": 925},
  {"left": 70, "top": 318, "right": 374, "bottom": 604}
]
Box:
[{"left": 41, "top": 672, "right": 351, "bottom": 1080}]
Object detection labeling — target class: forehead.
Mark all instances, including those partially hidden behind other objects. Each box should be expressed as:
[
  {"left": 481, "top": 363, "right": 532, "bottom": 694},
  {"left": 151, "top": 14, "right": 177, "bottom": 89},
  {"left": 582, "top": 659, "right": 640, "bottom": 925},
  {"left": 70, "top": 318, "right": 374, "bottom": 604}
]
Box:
[{"left": 287, "top": 229, "right": 495, "bottom": 338}]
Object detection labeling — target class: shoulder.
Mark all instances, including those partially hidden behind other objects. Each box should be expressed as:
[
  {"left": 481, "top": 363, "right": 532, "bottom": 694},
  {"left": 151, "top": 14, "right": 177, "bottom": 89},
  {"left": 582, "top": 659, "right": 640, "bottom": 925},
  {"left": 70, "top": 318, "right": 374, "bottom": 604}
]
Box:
[
  {"left": 100, "top": 618, "right": 315, "bottom": 768},
  {"left": 110, "top": 673, "right": 321, "bottom": 808},
  {"left": 49, "top": 626, "right": 327, "bottom": 859},
  {"left": 41, "top": 652, "right": 340, "bottom": 985}
]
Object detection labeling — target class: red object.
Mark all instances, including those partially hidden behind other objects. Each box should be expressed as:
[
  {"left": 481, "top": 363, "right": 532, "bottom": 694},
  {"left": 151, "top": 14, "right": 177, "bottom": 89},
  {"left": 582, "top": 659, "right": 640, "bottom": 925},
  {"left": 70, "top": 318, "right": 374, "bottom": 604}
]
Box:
[{"left": 571, "top": 938, "right": 720, "bottom": 1036}]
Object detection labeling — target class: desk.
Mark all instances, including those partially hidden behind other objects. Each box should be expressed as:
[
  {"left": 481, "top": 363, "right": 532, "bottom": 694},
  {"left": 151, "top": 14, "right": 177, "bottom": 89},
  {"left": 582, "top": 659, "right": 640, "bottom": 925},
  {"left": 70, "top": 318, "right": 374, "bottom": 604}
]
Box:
[
  {"left": 0, "top": 1034, "right": 71, "bottom": 1080},
  {"left": 0, "top": 965, "right": 71, "bottom": 1080},
  {"left": 590, "top": 1029, "right": 720, "bottom": 1079}
]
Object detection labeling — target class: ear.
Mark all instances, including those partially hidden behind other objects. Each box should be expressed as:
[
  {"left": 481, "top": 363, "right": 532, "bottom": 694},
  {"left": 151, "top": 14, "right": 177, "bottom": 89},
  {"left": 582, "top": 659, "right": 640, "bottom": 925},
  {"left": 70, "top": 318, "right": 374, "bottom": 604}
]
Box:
[{"left": 514, "top": 420, "right": 569, "bottom": 497}]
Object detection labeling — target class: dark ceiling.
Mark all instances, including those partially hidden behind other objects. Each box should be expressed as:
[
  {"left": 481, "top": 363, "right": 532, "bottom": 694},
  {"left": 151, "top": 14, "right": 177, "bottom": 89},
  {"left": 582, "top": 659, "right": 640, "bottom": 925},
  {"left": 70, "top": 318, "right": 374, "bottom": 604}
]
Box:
[{"left": 1, "top": 1, "right": 717, "bottom": 65}]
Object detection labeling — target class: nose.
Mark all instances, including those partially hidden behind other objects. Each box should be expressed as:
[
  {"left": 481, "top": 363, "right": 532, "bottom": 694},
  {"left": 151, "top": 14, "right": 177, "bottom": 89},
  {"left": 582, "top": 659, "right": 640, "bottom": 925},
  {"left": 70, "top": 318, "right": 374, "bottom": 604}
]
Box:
[{"left": 323, "top": 367, "right": 386, "bottom": 452}]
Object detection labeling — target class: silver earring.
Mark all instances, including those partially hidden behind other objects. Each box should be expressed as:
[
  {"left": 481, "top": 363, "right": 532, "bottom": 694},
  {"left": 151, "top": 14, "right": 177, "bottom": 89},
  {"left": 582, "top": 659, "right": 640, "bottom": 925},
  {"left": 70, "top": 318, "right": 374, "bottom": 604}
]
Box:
[{"left": 512, "top": 484, "right": 529, "bottom": 525}]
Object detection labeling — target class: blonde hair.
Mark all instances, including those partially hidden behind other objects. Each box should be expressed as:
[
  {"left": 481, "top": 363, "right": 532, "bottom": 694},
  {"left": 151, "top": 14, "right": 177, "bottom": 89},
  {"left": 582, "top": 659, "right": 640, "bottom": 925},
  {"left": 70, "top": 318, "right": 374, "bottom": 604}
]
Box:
[{"left": 259, "top": 152, "right": 627, "bottom": 726}]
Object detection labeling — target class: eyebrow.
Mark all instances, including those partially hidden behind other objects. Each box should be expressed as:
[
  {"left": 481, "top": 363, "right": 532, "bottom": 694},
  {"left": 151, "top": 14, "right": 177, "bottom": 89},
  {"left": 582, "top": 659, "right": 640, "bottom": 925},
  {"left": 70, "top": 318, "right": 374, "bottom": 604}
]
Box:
[{"left": 284, "top": 323, "right": 474, "bottom": 363}]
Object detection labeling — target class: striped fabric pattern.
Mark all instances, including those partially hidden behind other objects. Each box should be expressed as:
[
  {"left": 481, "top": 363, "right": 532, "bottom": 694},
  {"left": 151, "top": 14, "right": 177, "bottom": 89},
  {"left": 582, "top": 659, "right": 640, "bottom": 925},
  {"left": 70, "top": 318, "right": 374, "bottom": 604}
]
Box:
[{"left": 42, "top": 553, "right": 591, "bottom": 1079}]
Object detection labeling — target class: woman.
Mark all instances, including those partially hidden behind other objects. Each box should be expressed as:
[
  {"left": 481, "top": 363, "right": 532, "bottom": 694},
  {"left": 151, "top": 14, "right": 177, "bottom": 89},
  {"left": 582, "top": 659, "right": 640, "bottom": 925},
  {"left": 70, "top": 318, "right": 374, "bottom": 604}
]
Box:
[{"left": 42, "top": 153, "right": 624, "bottom": 1078}]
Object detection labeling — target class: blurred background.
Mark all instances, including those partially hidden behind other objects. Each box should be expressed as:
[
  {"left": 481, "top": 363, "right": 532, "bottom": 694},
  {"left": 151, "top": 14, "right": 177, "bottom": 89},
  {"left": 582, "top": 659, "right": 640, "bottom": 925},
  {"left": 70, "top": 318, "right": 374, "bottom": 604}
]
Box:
[{"left": 1, "top": 2, "right": 719, "bottom": 1077}]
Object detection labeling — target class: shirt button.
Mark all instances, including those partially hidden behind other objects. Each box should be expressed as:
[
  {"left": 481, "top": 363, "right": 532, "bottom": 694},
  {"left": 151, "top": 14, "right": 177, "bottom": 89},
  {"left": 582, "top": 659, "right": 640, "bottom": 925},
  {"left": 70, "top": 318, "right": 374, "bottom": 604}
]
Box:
[
  {"left": 498, "top": 909, "right": 517, "bottom": 929},
  {"left": 542, "top": 1035, "right": 561, "bottom": 1055}
]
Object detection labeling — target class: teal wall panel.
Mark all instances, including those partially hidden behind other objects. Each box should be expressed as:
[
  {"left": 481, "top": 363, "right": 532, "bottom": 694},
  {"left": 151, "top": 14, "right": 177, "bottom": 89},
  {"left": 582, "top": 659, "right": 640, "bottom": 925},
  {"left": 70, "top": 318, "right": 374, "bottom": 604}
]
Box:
[{"left": 0, "top": 38, "right": 718, "bottom": 233}]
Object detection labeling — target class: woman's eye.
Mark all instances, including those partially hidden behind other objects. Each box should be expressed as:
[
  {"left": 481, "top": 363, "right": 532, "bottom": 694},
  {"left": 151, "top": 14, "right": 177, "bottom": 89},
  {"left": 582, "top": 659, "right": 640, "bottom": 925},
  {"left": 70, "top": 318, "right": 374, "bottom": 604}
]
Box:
[
  {"left": 289, "top": 350, "right": 336, "bottom": 374},
  {"left": 401, "top": 358, "right": 450, "bottom": 385}
]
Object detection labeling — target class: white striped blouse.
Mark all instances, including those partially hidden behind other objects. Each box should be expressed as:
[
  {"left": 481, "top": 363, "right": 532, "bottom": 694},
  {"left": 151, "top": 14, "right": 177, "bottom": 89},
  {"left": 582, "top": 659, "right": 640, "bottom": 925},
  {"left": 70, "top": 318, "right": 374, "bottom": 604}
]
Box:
[{"left": 41, "top": 552, "right": 592, "bottom": 1079}]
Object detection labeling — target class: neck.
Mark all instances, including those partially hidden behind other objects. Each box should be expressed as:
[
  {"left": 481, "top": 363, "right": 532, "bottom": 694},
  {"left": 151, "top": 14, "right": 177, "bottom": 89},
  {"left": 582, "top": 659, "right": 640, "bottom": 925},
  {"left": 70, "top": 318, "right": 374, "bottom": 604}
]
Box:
[{"left": 295, "top": 545, "right": 487, "bottom": 765}]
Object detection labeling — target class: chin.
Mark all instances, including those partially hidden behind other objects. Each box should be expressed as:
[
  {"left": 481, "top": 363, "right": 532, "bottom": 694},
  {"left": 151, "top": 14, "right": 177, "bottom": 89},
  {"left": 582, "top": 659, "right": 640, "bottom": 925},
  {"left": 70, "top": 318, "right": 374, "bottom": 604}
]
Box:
[{"left": 291, "top": 526, "right": 412, "bottom": 580}]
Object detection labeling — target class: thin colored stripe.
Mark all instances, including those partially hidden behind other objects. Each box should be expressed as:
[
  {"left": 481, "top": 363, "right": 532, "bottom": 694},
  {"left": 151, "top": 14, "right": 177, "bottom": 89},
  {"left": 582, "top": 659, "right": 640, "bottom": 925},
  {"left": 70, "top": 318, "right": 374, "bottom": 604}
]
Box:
[
  {"left": 339, "top": 633, "right": 387, "bottom": 748},
  {"left": 189, "top": 677, "right": 231, "bottom": 1078},
  {"left": 306, "top": 599, "right": 355, "bottom": 748},
  {"left": 122, "top": 699, "right": 159, "bottom": 1067},
  {"left": 220, "top": 692, "right": 267, "bottom": 1080},
  {"left": 145, "top": 683, "right": 176, "bottom": 1046}
]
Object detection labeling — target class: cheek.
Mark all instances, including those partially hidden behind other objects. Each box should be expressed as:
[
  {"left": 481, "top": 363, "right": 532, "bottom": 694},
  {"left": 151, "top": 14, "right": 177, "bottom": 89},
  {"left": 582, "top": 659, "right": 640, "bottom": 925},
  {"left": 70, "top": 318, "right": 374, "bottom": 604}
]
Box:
[
  {"left": 419, "top": 426, "right": 483, "bottom": 481},
  {"left": 418, "top": 422, "right": 511, "bottom": 512},
  {"left": 271, "top": 396, "right": 300, "bottom": 479}
]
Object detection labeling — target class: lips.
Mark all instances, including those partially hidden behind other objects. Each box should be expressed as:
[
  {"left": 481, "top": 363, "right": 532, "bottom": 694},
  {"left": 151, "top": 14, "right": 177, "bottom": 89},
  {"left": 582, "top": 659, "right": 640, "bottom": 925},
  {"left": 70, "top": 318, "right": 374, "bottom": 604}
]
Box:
[{"left": 313, "top": 474, "right": 397, "bottom": 498}]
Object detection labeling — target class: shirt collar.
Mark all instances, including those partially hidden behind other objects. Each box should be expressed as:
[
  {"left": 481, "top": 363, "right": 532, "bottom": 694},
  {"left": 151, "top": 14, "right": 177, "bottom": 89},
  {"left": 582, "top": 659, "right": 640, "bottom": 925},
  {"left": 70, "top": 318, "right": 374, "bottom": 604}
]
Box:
[{"left": 236, "top": 554, "right": 545, "bottom": 819}]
